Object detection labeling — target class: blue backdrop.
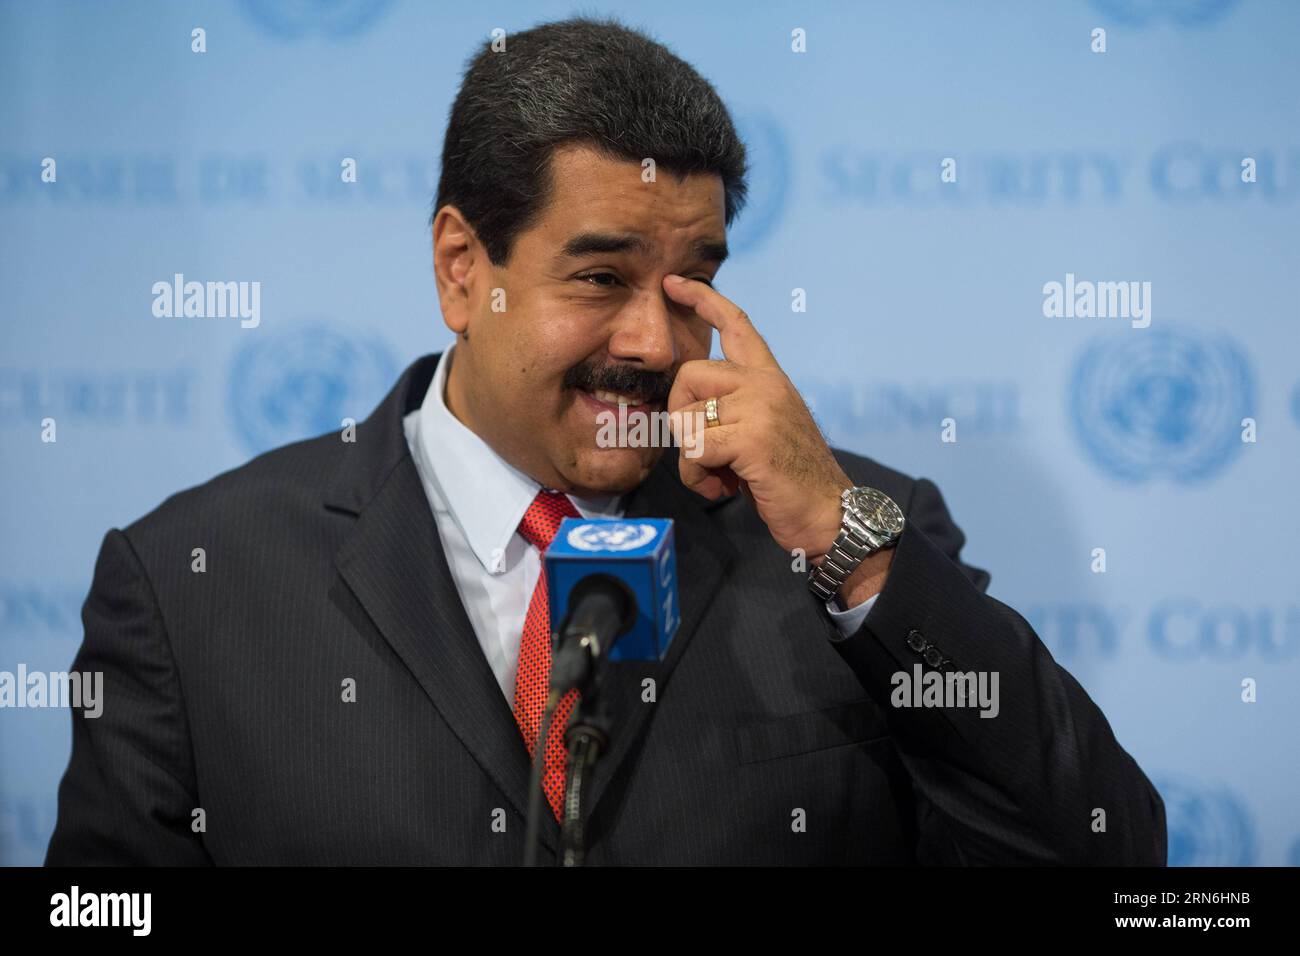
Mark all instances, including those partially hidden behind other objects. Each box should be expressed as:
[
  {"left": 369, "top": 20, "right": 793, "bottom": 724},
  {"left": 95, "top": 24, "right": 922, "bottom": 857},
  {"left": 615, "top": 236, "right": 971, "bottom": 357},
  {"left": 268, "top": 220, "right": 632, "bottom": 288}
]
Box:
[{"left": 2, "top": 0, "right": 1297, "bottom": 866}]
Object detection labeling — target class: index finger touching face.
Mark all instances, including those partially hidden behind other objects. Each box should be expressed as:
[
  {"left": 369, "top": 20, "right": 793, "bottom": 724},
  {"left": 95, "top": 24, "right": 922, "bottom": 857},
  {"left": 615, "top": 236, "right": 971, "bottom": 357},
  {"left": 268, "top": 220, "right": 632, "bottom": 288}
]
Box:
[{"left": 663, "top": 274, "right": 778, "bottom": 370}]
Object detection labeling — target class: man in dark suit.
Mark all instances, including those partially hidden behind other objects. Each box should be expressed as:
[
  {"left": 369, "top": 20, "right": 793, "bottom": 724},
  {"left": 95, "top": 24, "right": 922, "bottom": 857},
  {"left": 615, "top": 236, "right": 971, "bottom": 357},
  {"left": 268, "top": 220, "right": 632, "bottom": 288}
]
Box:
[{"left": 46, "top": 17, "right": 1165, "bottom": 865}]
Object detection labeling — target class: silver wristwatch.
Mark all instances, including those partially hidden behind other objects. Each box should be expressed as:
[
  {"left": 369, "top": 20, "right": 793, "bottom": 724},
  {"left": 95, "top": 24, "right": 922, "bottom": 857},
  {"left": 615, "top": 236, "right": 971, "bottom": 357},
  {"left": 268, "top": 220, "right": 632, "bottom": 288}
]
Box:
[{"left": 807, "top": 487, "right": 905, "bottom": 602}]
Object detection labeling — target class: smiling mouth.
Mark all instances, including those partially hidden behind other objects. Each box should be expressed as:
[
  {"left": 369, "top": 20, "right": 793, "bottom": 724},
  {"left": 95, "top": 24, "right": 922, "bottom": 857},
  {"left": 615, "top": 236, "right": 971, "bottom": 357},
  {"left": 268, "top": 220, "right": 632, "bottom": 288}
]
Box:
[{"left": 573, "top": 386, "right": 661, "bottom": 414}]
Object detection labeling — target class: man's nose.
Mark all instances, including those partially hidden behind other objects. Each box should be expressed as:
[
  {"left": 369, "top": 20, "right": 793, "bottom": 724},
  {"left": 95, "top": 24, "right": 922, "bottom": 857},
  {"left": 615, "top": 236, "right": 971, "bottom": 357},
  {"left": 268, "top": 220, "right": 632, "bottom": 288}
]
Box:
[{"left": 607, "top": 287, "right": 678, "bottom": 370}]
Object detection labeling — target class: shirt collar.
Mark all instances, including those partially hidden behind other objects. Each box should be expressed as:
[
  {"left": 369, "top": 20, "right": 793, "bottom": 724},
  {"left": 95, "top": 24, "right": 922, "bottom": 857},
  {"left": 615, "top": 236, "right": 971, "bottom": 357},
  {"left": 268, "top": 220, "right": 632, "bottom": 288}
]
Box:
[{"left": 411, "top": 343, "right": 623, "bottom": 573}]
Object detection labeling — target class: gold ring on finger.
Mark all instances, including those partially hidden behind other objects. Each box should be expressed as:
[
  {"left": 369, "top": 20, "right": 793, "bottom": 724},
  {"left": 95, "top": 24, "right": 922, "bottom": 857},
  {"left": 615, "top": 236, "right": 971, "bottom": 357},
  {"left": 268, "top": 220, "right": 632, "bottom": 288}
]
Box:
[{"left": 704, "top": 396, "right": 721, "bottom": 428}]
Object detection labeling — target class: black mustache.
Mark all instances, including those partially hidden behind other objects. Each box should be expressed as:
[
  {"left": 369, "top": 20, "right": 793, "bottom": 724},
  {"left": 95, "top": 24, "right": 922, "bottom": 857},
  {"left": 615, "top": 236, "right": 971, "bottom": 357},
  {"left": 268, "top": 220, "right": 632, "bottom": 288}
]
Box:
[{"left": 563, "top": 362, "right": 673, "bottom": 404}]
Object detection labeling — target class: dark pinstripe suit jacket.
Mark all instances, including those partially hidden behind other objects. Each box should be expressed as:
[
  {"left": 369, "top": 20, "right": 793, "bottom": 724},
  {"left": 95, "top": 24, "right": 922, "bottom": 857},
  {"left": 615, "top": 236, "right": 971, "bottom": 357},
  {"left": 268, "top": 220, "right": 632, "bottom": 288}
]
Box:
[{"left": 46, "top": 353, "right": 1167, "bottom": 865}]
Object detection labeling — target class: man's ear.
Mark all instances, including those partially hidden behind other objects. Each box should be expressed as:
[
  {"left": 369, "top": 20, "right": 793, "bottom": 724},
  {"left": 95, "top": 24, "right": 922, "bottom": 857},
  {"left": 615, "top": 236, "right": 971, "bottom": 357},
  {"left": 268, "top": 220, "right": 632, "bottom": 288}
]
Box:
[{"left": 432, "top": 205, "right": 484, "bottom": 339}]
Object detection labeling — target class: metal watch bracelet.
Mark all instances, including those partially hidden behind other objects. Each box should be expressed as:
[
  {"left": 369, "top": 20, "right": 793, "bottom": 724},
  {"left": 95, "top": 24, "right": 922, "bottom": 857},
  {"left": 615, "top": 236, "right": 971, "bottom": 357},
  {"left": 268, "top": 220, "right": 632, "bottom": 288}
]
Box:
[{"left": 807, "top": 517, "right": 887, "bottom": 602}]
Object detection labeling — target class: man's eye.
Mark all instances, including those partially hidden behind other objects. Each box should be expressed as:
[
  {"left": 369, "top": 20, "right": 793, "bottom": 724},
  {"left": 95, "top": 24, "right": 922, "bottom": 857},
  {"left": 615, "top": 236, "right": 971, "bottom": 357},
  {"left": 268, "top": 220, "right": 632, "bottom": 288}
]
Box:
[{"left": 577, "top": 272, "right": 619, "bottom": 288}]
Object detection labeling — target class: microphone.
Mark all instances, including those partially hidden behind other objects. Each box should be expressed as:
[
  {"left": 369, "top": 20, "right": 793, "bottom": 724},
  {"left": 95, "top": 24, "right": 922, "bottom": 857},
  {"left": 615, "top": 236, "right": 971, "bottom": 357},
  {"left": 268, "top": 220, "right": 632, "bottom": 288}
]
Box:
[
  {"left": 524, "top": 516, "right": 680, "bottom": 866},
  {"left": 544, "top": 517, "right": 679, "bottom": 692}
]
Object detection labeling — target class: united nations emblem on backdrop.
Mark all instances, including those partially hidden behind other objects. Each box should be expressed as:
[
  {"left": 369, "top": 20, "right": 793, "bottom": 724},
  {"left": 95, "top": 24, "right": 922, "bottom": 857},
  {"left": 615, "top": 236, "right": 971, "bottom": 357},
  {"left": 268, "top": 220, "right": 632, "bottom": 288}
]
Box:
[
  {"left": 1069, "top": 329, "right": 1253, "bottom": 483},
  {"left": 728, "top": 114, "right": 790, "bottom": 255},
  {"left": 236, "top": 0, "right": 393, "bottom": 40},
  {"left": 228, "top": 324, "right": 397, "bottom": 456},
  {"left": 1157, "top": 775, "right": 1255, "bottom": 866}
]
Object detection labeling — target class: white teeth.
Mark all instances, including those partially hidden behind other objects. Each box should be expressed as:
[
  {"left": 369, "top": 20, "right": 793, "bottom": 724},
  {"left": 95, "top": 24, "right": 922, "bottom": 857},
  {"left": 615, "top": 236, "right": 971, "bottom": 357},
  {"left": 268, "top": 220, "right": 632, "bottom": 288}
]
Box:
[{"left": 593, "top": 389, "right": 646, "bottom": 406}]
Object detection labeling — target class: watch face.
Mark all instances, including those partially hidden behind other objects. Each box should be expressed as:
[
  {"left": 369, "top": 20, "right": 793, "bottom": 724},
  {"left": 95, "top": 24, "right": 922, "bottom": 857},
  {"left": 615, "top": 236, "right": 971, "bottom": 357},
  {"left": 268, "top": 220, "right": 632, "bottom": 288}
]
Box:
[{"left": 844, "top": 488, "right": 905, "bottom": 536}]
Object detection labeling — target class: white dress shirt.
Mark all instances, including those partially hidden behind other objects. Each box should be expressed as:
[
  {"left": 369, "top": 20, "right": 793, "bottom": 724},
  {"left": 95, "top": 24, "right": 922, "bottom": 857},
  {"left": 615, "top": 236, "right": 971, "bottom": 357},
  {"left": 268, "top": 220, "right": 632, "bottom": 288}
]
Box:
[{"left": 401, "top": 344, "right": 877, "bottom": 702}]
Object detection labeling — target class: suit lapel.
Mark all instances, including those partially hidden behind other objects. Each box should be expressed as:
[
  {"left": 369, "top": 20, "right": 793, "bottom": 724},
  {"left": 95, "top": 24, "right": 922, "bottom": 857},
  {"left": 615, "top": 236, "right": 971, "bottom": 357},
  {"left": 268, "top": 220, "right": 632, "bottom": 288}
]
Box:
[{"left": 325, "top": 354, "right": 559, "bottom": 851}]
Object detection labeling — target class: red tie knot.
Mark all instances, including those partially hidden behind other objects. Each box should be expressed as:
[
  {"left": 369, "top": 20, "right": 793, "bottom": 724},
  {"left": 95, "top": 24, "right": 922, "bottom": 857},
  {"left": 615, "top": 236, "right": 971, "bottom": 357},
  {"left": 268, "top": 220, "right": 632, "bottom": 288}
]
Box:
[{"left": 518, "top": 489, "right": 581, "bottom": 552}]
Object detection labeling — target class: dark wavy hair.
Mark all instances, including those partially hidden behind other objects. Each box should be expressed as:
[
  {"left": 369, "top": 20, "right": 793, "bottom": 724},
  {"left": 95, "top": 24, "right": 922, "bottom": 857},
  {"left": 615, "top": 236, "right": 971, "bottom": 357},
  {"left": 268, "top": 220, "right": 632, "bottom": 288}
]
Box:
[{"left": 432, "top": 16, "right": 749, "bottom": 265}]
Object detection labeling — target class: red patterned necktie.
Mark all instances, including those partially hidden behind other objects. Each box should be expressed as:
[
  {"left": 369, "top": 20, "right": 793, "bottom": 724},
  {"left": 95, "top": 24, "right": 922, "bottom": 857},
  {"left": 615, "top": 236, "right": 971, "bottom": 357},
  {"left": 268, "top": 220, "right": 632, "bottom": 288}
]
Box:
[{"left": 513, "top": 489, "right": 582, "bottom": 821}]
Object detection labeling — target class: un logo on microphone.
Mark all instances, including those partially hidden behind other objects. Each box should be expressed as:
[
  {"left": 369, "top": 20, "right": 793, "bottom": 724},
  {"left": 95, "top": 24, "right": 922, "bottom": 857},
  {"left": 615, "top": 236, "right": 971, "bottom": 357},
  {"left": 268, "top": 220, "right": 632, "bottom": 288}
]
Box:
[
  {"left": 228, "top": 323, "right": 396, "bottom": 455},
  {"left": 566, "top": 522, "right": 659, "bottom": 553},
  {"left": 1158, "top": 775, "right": 1255, "bottom": 866},
  {"left": 1069, "top": 329, "right": 1253, "bottom": 483}
]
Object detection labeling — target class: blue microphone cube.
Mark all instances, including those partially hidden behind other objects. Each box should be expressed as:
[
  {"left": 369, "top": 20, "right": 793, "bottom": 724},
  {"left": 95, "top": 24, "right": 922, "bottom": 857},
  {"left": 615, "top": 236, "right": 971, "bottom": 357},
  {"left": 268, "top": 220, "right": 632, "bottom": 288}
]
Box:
[{"left": 544, "top": 517, "right": 679, "bottom": 662}]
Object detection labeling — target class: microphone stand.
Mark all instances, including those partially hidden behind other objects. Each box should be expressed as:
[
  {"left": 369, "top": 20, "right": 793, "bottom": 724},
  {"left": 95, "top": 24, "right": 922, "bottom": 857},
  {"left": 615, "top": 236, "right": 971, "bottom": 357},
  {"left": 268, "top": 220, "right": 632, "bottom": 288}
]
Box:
[
  {"left": 559, "top": 668, "right": 613, "bottom": 867},
  {"left": 523, "top": 628, "right": 617, "bottom": 868},
  {"left": 523, "top": 574, "right": 632, "bottom": 867}
]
